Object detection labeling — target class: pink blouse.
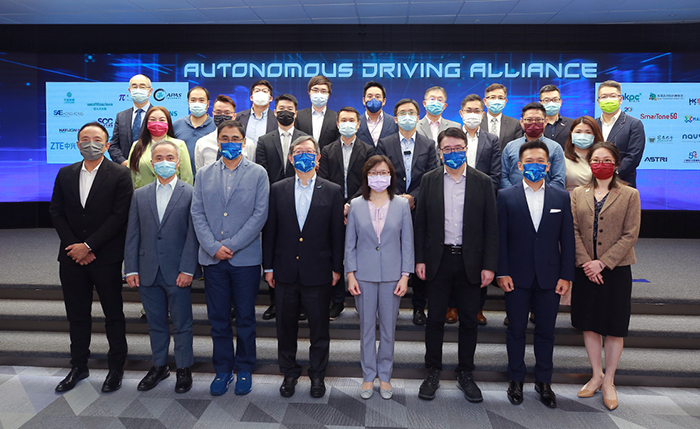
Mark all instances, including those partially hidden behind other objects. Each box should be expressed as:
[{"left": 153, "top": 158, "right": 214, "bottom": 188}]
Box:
[{"left": 368, "top": 198, "right": 391, "bottom": 243}]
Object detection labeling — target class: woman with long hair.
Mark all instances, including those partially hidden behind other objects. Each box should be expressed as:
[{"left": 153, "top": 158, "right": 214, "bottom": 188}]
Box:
[{"left": 564, "top": 116, "right": 604, "bottom": 193}]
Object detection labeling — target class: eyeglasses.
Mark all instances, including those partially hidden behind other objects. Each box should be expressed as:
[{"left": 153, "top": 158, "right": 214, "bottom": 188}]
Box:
[
  {"left": 440, "top": 146, "right": 466, "bottom": 154},
  {"left": 310, "top": 88, "right": 329, "bottom": 94},
  {"left": 540, "top": 97, "right": 561, "bottom": 103},
  {"left": 485, "top": 95, "right": 506, "bottom": 101},
  {"left": 597, "top": 94, "right": 621, "bottom": 101},
  {"left": 253, "top": 88, "right": 271, "bottom": 94},
  {"left": 130, "top": 84, "right": 151, "bottom": 89},
  {"left": 462, "top": 109, "right": 483, "bottom": 114},
  {"left": 219, "top": 137, "right": 243, "bottom": 143},
  {"left": 397, "top": 110, "right": 418, "bottom": 116},
  {"left": 522, "top": 118, "right": 545, "bottom": 124},
  {"left": 213, "top": 110, "right": 234, "bottom": 116},
  {"left": 292, "top": 150, "right": 316, "bottom": 155},
  {"left": 368, "top": 171, "right": 391, "bottom": 177},
  {"left": 590, "top": 160, "right": 615, "bottom": 165}
]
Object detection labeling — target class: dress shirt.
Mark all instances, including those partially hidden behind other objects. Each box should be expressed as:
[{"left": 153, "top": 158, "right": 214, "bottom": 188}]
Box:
[
  {"left": 173, "top": 115, "right": 216, "bottom": 173},
  {"left": 443, "top": 167, "right": 467, "bottom": 245},
  {"left": 294, "top": 173, "right": 316, "bottom": 231},
  {"left": 523, "top": 179, "right": 545, "bottom": 232},
  {"left": 429, "top": 117, "right": 441, "bottom": 143},
  {"left": 312, "top": 107, "right": 326, "bottom": 142},
  {"left": 366, "top": 111, "right": 385, "bottom": 145},
  {"left": 341, "top": 137, "right": 356, "bottom": 198},
  {"left": 156, "top": 176, "right": 177, "bottom": 223},
  {"left": 132, "top": 103, "right": 151, "bottom": 128},
  {"left": 500, "top": 136, "right": 566, "bottom": 190},
  {"left": 601, "top": 110, "right": 622, "bottom": 141},
  {"left": 462, "top": 126, "right": 480, "bottom": 169},
  {"left": 79, "top": 158, "right": 105, "bottom": 208},
  {"left": 221, "top": 157, "right": 243, "bottom": 203},
  {"left": 279, "top": 127, "right": 295, "bottom": 172},
  {"left": 247, "top": 108, "right": 269, "bottom": 145},
  {"left": 487, "top": 112, "right": 502, "bottom": 137},
  {"left": 368, "top": 198, "right": 391, "bottom": 243},
  {"left": 565, "top": 153, "right": 592, "bottom": 192},
  {"left": 400, "top": 132, "right": 416, "bottom": 189}
]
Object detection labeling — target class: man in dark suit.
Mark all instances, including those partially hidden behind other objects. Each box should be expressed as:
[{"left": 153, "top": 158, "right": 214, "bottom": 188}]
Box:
[
  {"left": 49, "top": 121, "right": 134, "bottom": 393},
  {"left": 295, "top": 75, "right": 339, "bottom": 151},
  {"left": 540, "top": 84, "right": 574, "bottom": 148},
  {"left": 377, "top": 98, "right": 438, "bottom": 326},
  {"left": 595, "top": 80, "right": 646, "bottom": 187},
  {"left": 356, "top": 81, "right": 399, "bottom": 146},
  {"left": 263, "top": 135, "right": 345, "bottom": 399},
  {"left": 235, "top": 79, "right": 278, "bottom": 147},
  {"left": 479, "top": 83, "right": 524, "bottom": 151},
  {"left": 496, "top": 139, "right": 575, "bottom": 409},
  {"left": 108, "top": 74, "right": 155, "bottom": 166},
  {"left": 414, "top": 127, "right": 498, "bottom": 403},
  {"left": 318, "top": 106, "right": 376, "bottom": 319}
]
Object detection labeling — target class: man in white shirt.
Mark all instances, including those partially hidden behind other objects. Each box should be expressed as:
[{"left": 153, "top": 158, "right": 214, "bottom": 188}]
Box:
[
  {"left": 295, "top": 75, "right": 339, "bottom": 151},
  {"left": 417, "top": 86, "right": 461, "bottom": 150},
  {"left": 479, "top": 83, "right": 524, "bottom": 150}
]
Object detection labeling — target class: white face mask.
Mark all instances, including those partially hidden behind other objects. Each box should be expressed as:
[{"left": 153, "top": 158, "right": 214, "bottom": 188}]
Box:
[
  {"left": 252, "top": 91, "right": 270, "bottom": 107},
  {"left": 462, "top": 113, "right": 482, "bottom": 130}
]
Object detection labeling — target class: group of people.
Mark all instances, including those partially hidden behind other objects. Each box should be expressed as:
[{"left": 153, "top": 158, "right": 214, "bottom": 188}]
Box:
[{"left": 48, "top": 73, "right": 643, "bottom": 411}]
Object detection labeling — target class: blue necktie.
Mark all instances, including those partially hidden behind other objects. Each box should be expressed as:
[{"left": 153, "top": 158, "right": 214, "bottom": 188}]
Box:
[{"left": 131, "top": 108, "right": 143, "bottom": 141}]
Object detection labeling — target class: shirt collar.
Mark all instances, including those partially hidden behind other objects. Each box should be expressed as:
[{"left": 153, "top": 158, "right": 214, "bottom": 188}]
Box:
[
  {"left": 487, "top": 112, "right": 502, "bottom": 121},
  {"left": 522, "top": 178, "right": 545, "bottom": 193},
  {"left": 81, "top": 157, "right": 105, "bottom": 174},
  {"left": 401, "top": 132, "right": 416, "bottom": 144},
  {"left": 278, "top": 126, "right": 295, "bottom": 136},
  {"left": 156, "top": 176, "right": 178, "bottom": 191},
  {"left": 603, "top": 109, "right": 622, "bottom": 125},
  {"left": 134, "top": 103, "right": 150, "bottom": 112},
  {"left": 342, "top": 137, "right": 356, "bottom": 148},
  {"left": 312, "top": 107, "right": 327, "bottom": 116},
  {"left": 365, "top": 110, "right": 384, "bottom": 123},
  {"left": 295, "top": 173, "right": 317, "bottom": 188},
  {"left": 218, "top": 156, "right": 245, "bottom": 170},
  {"left": 462, "top": 126, "right": 480, "bottom": 137},
  {"left": 185, "top": 114, "right": 212, "bottom": 128},
  {"left": 429, "top": 117, "right": 441, "bottom": 126},
  {"left": 443, "top": 165, "right": 467, "bottom": 177}
]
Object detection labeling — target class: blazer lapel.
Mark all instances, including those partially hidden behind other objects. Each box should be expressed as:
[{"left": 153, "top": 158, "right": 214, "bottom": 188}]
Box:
[
  {"left": 538, "top": 186, "right": 554, "bottom": 235},
  {"left": 347, "top": 140, "right": 361, "bottom": 173},
  {"left": 410, "top": 136, "right": 423, "bottom": 170},
  {"left": 159, "top": 181, "right": 185, "bottom": 228},
  {"left": 607, "top": 113, "right": 626, "bottom": 142},
  {"left": 69, "top": 163, "right": 82, "bottom": 206},
  {"left": 84, "top": 161, "right": 109, "bottom": 209},
  {"left": 475, "top": 132, "right": 486, "bottom": 166},
  {"left": 418, "top": 118, "right": 432, "bottom": 141},
  {"left": 301, "top": 179, "right": 322, "bottom": 234},
  {"left": 378, "top": 197, "right": 399, "bottom": 245},
  {"left": 514, "top": 183, "right": 537, "bottom": 233},
  {"left": 286, "top": 178, "right": 302, "bottom": 235},
  {"left": 582, "top": 186, "right": 595, "bottom": 213},
  {"left": 321, "top": 111, "right": 335, "bottom": 138},
  {"left": 272, "top": 130, "right": 284, "bottom": 165},
  {"left": 599, "top": 186, "right": 621, "bottom": 215},
  {"left": 147, "top": 183, "right": 160, "bottom": 226}
]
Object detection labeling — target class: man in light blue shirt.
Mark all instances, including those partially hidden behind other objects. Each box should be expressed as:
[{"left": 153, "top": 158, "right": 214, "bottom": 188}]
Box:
[
  {"left": 500, "top": 102, "right": 566, "bottom": 190},
  {"left": 174, "top": 86, "right": 216, "bottom": 173}
]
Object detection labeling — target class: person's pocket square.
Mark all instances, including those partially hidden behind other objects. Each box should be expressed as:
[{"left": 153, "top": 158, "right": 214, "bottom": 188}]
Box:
[{"left": 550, "top": 208, "right": 561, "bottom": 213}]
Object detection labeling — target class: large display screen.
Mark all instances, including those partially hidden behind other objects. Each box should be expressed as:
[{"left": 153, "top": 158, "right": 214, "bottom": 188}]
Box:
[{"left": 1, "top": 52, "right": 699, "bottom": 210}]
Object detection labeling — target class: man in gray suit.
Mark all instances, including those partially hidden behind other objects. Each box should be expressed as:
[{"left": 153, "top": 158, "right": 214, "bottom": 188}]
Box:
[
  {"left": 417, "top": 86, "right": 461, "bottom": 148},
  {"left": 479, "top": 83, "right": 524, "bottom": 151},
  {"left": 108, "top": 74, "right": 154, "bottom": 166},
  {"left": 356, "top": 81, "right": 399, "bottom": 146},
  {"left": 191, "top": 120, "right": 270, "bottom": 397},
  {"left": 125, "top": 140, "right": 199, "bottom": 393}
]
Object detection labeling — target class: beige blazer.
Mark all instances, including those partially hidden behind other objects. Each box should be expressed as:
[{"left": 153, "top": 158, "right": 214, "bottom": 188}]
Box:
[{"left": 571, "top": 183, "right": 641, "bottom": 269}]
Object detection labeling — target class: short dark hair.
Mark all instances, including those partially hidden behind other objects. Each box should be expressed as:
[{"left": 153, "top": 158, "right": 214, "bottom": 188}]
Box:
[
  {"left": 361, "top": 155, "right": 396, "bottom": 200},
  {"left": 213, "top": 94, "right": 236, "bottom": 110},
  {"left": 187, "top": 86, "right": 210, "bottom": 101},
  {"left": 586, "top": 141, "right": 628, "bottom": 189},
  {"left": 337, "top": 106, "right": 360, "bottom": 122},
  {"left": 363, "top": 81, "right": 386, "bottom": 99},
  {"left": 460, "top": 94, "right": 484, "bottom": 110},
  {"left": 393, "top": 98, "right": 420, "bottom": 116},
  {"left": 217, "top": 120, "right": 245, "bottom": 139},
  {"left": 485, "top": 83, "right": 507, "bottom": 96},
  {"left": 539, "top": 84, "right": 560, "bottom": 97},
  {"left": 519, "top": 139, "right": 550, "bottom": 161},
  {"left": 437, "top": 127, "right": 468, "bottom": 148},
  {"left": 78, "top": 121, "right": 109, "bottom": 141},
  {"left": 521, "top": 102, "right": 546, "bottom": 117},
  {"left": 424, "top": 86, "right": 446, "bottom": 99},
  {"left": 250, "top": 79, "right": 273, "bottom": 95},
  {"left": 564, "top": 116, "right": 604, "bottom": 162},
  {"left": 598, "top": 80, "right": 621, "bottom": 95},
  {"left": 308, "top": 75, "right": 332, "bottom": 94},
  {"left": 275, "top": 93, "right": 298, "bottom": 110}
]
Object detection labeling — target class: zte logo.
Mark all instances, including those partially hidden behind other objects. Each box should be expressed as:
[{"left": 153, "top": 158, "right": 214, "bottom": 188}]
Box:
[{"left": 644, "top": 157, "right": 667, "bottom": 162}]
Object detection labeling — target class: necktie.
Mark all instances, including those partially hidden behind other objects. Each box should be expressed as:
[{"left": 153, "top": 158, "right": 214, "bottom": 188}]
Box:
[
  {"left": 132, "top": 108, "right": 143, "bottom": 141},
  {"left": 282, "top": 132, "right": 290, "bottom": 172},
  {"left": 490, "top": 117, "right": 497, "bottom": 136}
]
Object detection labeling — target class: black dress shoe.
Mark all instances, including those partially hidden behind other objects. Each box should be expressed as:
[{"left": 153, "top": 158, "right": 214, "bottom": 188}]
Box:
[
  {"left": 279, "top": 376, "right": 298, "bottom": 398},
  {"left": 418, "top": 368, "right": 440, "bottom": 400},
  {"left": 175, "top": 368, "right": 192, "bottom": 393},
  {"left": 299, "top": 309, "right": 307, "bottom": 321},
  {"left": 507, "top": 381, "right": 524, "bottom": 405},
  {"left": 412, "top": 307, "right": 427, "bottom": 326},
  {"left": 138, "top": 365, "right": 170, "bottom": 391},
  {"left": 310, "top": 377, "right": 326, "bottom": 398},
  {"left": 55, "top": 367, "right": 89, "bottom": 392},
  {"left": 102, "top": 369, "right": 124, "bottom": 393},
  {"left": 535, "top": 382, "right": 557, "bottom": 408},
  {"left": 456, "top": 371, "right": 483, "bottom": 403},
  {"left": 329, "top": 302, "right": 344, "bottom": 320},
  {"left": 262, "top": 304, "right": 276, "bottom": 320}
]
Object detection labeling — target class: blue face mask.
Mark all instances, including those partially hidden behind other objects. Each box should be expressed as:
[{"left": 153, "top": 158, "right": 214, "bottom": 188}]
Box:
[
  {"left": 572, "top": 133, "right": 595, "bottom": 149},
  {"left": 220, "top": 142, "right": 242, "bottom": 160},
  {"left": 397, "top": 114, "right": 418, "bottom": 131},
  {"left": 425, "top": 100, "right": 445, "bottom": 116},
  {"left": 522, "top": 162, "right": 548, "bottom": 183},
  {"left": 293, "top": 152, "right": 316, "bottom": 173},
  {"left": 365, "top": 98, "right": 383, "bottom": 113},
  {"left": 543, "top": 102, "right": 561, "bottom": 116},
  {"left": 338, "top": 122, "right": 357, "bottom": 138},
  {"left": 487, "top": 99, "right": 506, "bottom": 115},
  {"left": 443, "top": 150, "right": 467, "bottom": 170},
  {"left": 310, "top": 93, "right": 328, "bottom": 108},
  {"left": 153, "top": 160, "right": 177, "bottom": 179}
]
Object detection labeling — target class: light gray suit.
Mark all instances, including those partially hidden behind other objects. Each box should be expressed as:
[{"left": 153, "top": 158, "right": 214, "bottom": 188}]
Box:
[
  {"left": 417, "top": 116, "right": 462, "bottom": 148},
  {"left": 345, "top": 195, "right": 414, "bottom": 382}
]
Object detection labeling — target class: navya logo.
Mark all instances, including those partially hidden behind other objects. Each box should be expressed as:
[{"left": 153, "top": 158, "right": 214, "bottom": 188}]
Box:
[
  {"left": 685, "top": 115, "right": 700, "bottom": 123},
  {"left": 64, "top": 92, "right": 75, "bottom": 104},
  {"left": 648, "top": 135, "right": 673, "bottom": 143},
  {"left": 682, "top": 134, "right": 700, "bottom": 142},
  {"left": 622, "top": 93, "right": 641, "bottom": 102},
  {"left": 623, "top": 107, "right": 633, "bottom": 113},
  {"left": 53, "top": 110, "right": 84, "bottom": 117},
  {"left": 154, "top": 89, "right": 182, "bottom": 102},
  {"left": 689, "top": 98, "right": 700, "bottom": 106},
  {"left": 644, "top": 156, "right": 667, "bottom": 162}
]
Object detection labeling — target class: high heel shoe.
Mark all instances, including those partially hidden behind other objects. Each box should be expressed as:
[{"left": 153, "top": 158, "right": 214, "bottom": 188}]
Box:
[
  {"left": 577, "top": 378, "right": 603, "bottom": 398},
  {"left": 602, "top": 384, "right": 618, "bottom": 410}
]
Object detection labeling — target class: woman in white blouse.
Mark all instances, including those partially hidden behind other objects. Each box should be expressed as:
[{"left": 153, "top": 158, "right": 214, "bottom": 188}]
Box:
[{"left": 564, "top": 116, "right": 604, "bottom": 193}]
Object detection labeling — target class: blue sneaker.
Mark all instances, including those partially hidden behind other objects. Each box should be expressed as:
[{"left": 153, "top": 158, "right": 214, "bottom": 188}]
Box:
[
  {"left": 210, "top": 372, "right": 233, "bottom": 396},
  {"left": 234, "top": 371, "right": 252, "bottom": 395}
]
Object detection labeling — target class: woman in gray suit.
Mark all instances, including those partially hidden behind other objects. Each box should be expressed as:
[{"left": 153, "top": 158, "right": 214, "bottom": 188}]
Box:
[{"left": 345, "top": 155, "right": 414, "bottom": 400}]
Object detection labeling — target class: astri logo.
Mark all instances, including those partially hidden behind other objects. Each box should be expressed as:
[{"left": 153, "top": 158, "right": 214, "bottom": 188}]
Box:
[
  {"left": 154, "top": 89, "right": 182, "bottom": 102},
  {"left": 622, "top": 93, "right": 641, "bottom": 102},
  {"left": 639, "top": 112, "right": 677, "bottom": 120},
  {"left": 644, "top": 156, "right": 667, "bottom": 162},
  {"left": 685, "top": 115, "right": 700, "bottom": 123},
  {"left": 64, "top": 92, "right": 75, "bottom": 104},
  {"left": 53, "top": 110, "right": 84, "bottom": 117},
  {"left": 649, "top": 92, "right": 684, "bottom": 101}
]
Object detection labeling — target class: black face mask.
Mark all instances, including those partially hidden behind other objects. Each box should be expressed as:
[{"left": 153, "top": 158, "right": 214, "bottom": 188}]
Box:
[
  {"left": 276, "top": 110, "right": 295, "bottom": 127},
  {"left": 214, "top": 114, "right": 232, "bottom": 127}
]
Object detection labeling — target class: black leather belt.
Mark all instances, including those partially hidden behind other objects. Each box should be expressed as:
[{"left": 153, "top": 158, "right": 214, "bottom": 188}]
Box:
[{"left": 445, "top": 244, "right": 462, "bottom": 255}]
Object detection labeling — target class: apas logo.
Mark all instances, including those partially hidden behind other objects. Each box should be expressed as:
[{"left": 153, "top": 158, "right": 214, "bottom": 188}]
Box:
[
  {"left": 64, "top": 92, "right": 75, "bottom": 104},
  {"left": 622, "top": 93, "right": 641, "bottom": 102},
  {"left": 154, "top": 88, "right": 182, "bottom": 102}
]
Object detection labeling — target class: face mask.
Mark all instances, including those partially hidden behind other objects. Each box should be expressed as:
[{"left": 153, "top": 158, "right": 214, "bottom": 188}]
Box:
[
  {"left": 213, "top": 114, "right": 232, "bottom": 127},
  {"left": 368, "top": 175, "right": 391, "bottom": 192},
  {"left": 220, "top": 142, "right": 242, "bottom": 160},
  {"left": 487, "top": 99, "right": 505, "bottom": 115},
  {"left": 338, "top": 122, "right": 358, "bottom": 138},
  {"left": 78, "top": 140, "right": 105, "bottom": 161},
  {"left": 293, "top": 152, "right": 316, "bottom": 173},
  {"left": 310, "top": 93, "right": 328, "bottom": 108},
  {"left": 543, "top": 102, "right": 561, "bottom": 116},
  {"left": 443, "top": 150, "right": 467, "bottom": 169},
  {"left": 189, "top": 102, "right": 207, "bottom": 117},
  {"left": 397, "top": 114, "right": 417, "bottom": 131},
  {"left": 599, "top": 99, "right": 620, "bottom": 114},
  {"left": 590, "top": 162, "right": 615, "bottom": 180},
  {"left": 462, "top": 113, "right": 482, "bottom": 130},
  {"left": 425, "top": 100, "right": 445, "bottom": 116},
  {"left": 523, "top": 122, "right": 545, "bottom": 138},
  {"left": 276, "top": 110, "right": 295, "bottom": 127},
  {"left": 153, "top": 160, "right": 177, "bottom": 178},
  {"left": 365, "top": 98, "right": 382, "bottom": 113},
  {"left": 572, "top": 133, "right": 595, "bottom": 149},
  {"left": 130, "top": 88, "right": 149, "bottom": 104},
  {"left": 252, "top": 91, "right": 270, "bottom": 106},
  {"left": 522, "top": 162, "right": 548, "bottom": 183},
  {"left": 147, "top": 121, "right": 169, "bottom": 136}
]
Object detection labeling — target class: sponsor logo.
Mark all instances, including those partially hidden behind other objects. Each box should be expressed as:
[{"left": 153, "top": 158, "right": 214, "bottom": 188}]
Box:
[
  {"left": 685, "top": 115, "right": 700, "bottom": 123},
  {"left": 648, "top": 135, "right": 673, "bottom": 143},
  {"left": 169, "top": 110, "right": 178, "bottom": 118},
  {"left": 64, "top": 92, "right": 75, "bottom": 104},
  {"left": 87, "top": 102, "right": 113, "bottom": 112},
  {"left": 689, "top": 98, "right": 700, "bottom": 106},
  {"left": 682, "top": 133, "right": 700, "bottom": 142},
  {"left": 649, "top": 92, "right": 684, "bottom": 101},
  {"left": 154, "top": 89, "right": 182, "bottom": 102},
  {"left": 58, "top": 128, "right": 79, "bottom": 134},
  {"left": 644, "top": 156, "right": 667, "bottom": 163},
  {"left": 685, "top": 151, "right": 700, "bottom": 164},
  {"left": 97, "top": 118, "right": 114, "bottom": 128},
  {"left": 639, "top": 112, "right": 677, "bottom": 120},
  {"left": 49, "top": 142, "right": 78, "bottom": 150},
  {"left": 623, "top": 106, "right": 633, "bottom": 113},
  {"left": 53, "top": 110, "right": 84, "bottom": 117},
  {"left": 622, "top": 93, "right": 641, "bottom": 102}
]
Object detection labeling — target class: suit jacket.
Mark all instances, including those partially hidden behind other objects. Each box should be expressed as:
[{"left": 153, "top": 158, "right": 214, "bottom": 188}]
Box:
[
  {"left": 318, "top": 137, "right": 376, "bottom": 203},
  {"left": 497, "top": 182, "right": 575, "bottom": 290},
  {"left": 295, "top": 108, "right": 340, "bottom": 150},
  {"left": 376, "top": 132, "right": 438, "bottom": 201},
  {"left": 546, "top": 115, "right": 574, "bottom": 148},
  {"left": 414, "top": 166, "right": 499, "bottom": 284},
  {"left": 124, "top": 179, "right": 199, "bottom": 286},
  {"left": 263, "top": 176, "right": 345, "bottom": 286},
  {"left": 235, "top": 107, "right": 278, "bottom": 138},
  {"left": 596, "top": 112, "right": 646, "bottom": 187},
  {"left": 473, "top": 130, "right": 502, "bottom": 192},
  {"left": 357, "top": 111, "right": 399, "bottom": 146},
  {"left": 480, "top": 113, "right": 524, "bottom": 150},
  {"left": 344, "top": 196, "right": 414, "bottom": 282},
  {"left": 255, "top": 128, "right": 308, "bottom": 185},
  {"left": 416, "top": 116, "right": 462, "bottom": 147},
  {"left": 49, "top": 159, "right": 133, "bottom": 266},
  {"left": 108, "top": 104, "right": 155, "bottom": 164},
  {"left": 191, "top": 157, "right": 270, "bottom": 267},
  {"left": 571, "top": 183, "right": 640, "bottom": 269}
]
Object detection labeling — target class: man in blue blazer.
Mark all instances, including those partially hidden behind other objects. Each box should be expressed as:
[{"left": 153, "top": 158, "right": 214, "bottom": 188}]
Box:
[
  {"left": 125, "top": 140, "right": 199, "bottom": 394},
  {"left": 496, "top": 139, "right": 575, "bottom": 409},
  {"left": 108, "top": 74, "right": 155, "bottom": 166},
  {"left": 595, "top": 80, "right": 646, "bottom": 188},
  {"left": 191, "top": 120, "right": 270, "bottom": 397},
  {"left": 356, "top": 81, "right": 399, "bottom": 146}
]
